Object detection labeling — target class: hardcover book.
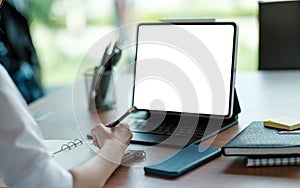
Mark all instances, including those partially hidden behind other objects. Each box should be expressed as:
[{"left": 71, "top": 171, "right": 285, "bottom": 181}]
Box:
[{"left": 222, "top": 121, "right": 300, "bottom": 156}]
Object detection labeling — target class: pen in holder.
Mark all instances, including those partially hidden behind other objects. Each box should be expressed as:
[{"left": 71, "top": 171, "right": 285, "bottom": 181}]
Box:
[
  {"left": 95, "top": 67, "right": 116, "bottom": 111},
  {"left": 84, "top": 41, "right": 121, "bottom": 112},
  {"left": 84, "top": 67, "right": 116, "bottom": 112}
]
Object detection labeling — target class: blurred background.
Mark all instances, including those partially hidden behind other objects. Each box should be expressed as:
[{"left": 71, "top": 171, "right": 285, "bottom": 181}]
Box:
[{"left": 25, "top": 0, "right": 258, "bottom": 89}]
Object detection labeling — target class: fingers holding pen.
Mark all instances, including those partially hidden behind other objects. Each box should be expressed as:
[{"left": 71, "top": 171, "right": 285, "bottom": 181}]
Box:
[
  {"left": 91, "top": 123, "right": 132, "bottom": 148},
  {"left": 91, "top": 124, "right": 108, "bottom": 148}
]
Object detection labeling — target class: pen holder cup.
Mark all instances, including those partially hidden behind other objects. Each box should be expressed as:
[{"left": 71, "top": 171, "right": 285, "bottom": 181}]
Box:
[{"left": 84, "top": 68, "right": 116, "bottom": 112}]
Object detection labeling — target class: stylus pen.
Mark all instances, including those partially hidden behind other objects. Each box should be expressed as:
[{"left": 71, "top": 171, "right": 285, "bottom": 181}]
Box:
[{"left": 106, "top": 106, "right": 137, "bottom": 127}]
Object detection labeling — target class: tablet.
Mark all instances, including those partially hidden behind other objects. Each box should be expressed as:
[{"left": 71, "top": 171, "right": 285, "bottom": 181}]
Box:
[{"left": 133, "top": 22, "right": 238, "bottom": 118}]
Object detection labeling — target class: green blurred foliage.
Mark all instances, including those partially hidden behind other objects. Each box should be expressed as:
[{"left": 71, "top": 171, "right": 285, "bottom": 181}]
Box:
[
  {"left": 25, "top": 0, "right": 259, "bottom": 88},
  {"left": 26, "top": 0, "right": 57, "bottom": 26}
]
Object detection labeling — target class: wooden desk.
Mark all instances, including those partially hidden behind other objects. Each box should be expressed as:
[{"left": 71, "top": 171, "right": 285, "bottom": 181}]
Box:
[{"left": 2, "top": 71, "right": 300, "bottom": 187}]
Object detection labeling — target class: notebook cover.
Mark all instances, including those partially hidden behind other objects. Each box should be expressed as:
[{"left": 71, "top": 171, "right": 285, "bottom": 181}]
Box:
[
  {"left": 144, "top": 145, "right": 221, "bottom": 178},
  {"left": 222, "top": 121, "right": 300, "bottom": 156}
]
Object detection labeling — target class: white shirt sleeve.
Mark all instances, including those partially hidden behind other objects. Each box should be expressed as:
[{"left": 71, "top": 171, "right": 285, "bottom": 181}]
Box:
[{"left": 0, "top": 65, "right": 73, "bottom": 188}]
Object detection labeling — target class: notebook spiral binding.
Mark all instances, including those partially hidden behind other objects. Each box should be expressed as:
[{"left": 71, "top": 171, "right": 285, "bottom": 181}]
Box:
[
  {"left": 52, "top": 139, "right": 83, "bottom": 156},
  {"left": 247, "top": 156, "right": 300, "bottom": 167},
  {"left": 50, "top": 139, "right": 146, "bottom": 164}
]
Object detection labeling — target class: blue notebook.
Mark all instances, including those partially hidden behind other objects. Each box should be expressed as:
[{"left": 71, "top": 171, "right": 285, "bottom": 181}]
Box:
[{"left": 144, "top": 144, "right": 221, "bottom": 178}]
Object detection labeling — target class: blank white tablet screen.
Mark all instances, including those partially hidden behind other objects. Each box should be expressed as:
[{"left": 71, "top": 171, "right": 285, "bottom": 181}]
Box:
[{"left": 133, "top": 23, "right": 236, "bottom": 116}]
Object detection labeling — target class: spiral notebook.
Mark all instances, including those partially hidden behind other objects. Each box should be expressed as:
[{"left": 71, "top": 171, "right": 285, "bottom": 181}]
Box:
[
  {"left": 247, "top": 156, "right": 300, "bottom": 167},
  {"left": 44, "top": 139, "right": 146, "bottom": 169}
]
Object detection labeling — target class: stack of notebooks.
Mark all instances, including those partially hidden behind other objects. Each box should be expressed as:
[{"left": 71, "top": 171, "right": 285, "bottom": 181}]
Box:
[{"left": 222, "top": 121, "right": 300, "bottom": 167}]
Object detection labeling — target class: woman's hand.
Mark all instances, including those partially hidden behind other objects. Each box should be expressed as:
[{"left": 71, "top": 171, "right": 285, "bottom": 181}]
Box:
[
  {"left": 70, "top": 124, "right": 132, "bottom": 188},
  {"left": 91, "top": 123, "right": 132, "bottom": 149}
]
